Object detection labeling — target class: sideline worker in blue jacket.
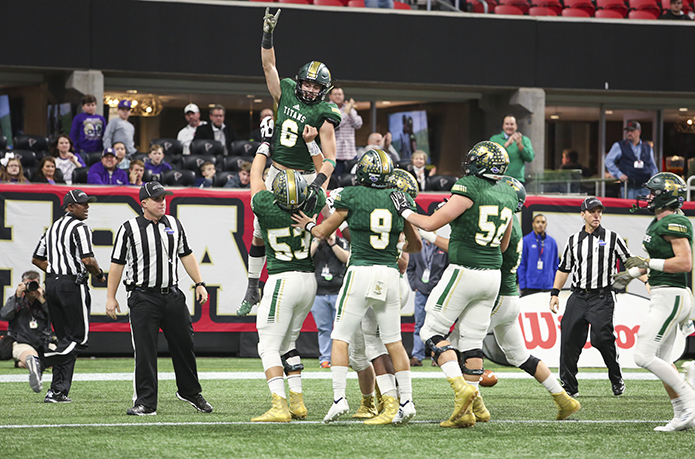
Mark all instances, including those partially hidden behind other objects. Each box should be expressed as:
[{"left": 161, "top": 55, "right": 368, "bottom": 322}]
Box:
[{"left": 519, "top": 214, "right": 558, "bottom": 297}]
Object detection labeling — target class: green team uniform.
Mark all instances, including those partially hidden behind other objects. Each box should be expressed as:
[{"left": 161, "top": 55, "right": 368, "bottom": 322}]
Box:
[
  {"left": 448, "top": 176, "right": 517, "bottom": 269},
  {"left": 251, "top": 189, "right": 326, "bottom": 275},
  {"left": 333, "top": 186, "right": 414, "bottom": 269},
  {"left": 273, "top": 78, "right": 342, "bottom": 171},
  {"left": 498, "top": 217, "right": 523, "bottom": 297},
  {"left": 643, "top": 213, "right": 693, "bottom": 288}
]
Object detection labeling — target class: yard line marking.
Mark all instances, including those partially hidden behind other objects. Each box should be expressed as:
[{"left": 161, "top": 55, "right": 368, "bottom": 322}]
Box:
[
  {"left": 0, "top": 419, "right": 670, "bottom": 429},
  {"left": 0, "top": 371, "right": 661, "bottom": 383}
]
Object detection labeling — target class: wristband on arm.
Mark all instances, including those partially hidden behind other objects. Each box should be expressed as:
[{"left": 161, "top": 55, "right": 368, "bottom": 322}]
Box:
[
  {"left": 311, "top": 173, "right": 328, "bottom": 189},
  {"left": 551, "top": 288, "right": 560, "bottom": 297},
  {"left": 307, "top": 140, "right": 322, "bottom": 157},
  {"left": 648, "top": 258, "right": 665, "bottom": 271},
  {"left": 262, "top": 32, "right": 273, "bottom": 49}
]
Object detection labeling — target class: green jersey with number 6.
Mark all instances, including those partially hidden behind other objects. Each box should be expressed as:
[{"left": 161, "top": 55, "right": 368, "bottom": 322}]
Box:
[
  {"left": 643, "top": 213, "right": 693, "bottom": 288},
  {"left": 449, "top": 176, "right": 516, "bottom": 269},
  {"left": 273, "top": 78, "right": 342, "bottom": 171},
  {"left": 333, "top": 186, "right": 413, "bottom": 269},
  {"left": 251, "top": 189, "right": 326, "bottom": 275}
]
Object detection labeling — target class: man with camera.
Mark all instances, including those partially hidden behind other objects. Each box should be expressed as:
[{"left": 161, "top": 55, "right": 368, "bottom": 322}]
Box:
[
  {"left": 32, "top": 189, "right": 106, "bottom": 403},
  {"left": 1, "top": 270, "right": 51, "bottom": 393}
]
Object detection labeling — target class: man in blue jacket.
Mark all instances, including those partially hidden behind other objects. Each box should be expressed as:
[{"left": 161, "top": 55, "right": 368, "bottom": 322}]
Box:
[
  {"left": 518, "top": 214, "right": 558, "bottom": 297},
  {"left": 605, "top": 120, "right": 659, "bottom": 199}
]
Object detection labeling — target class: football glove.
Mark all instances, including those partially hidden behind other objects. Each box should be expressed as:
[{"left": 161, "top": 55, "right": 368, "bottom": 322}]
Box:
[
  {"left": 260, "top": 115, "right": 274, "bottom": 142},
  {"left": 626, "top": 256, "right": 649, "bottom": 270},
  {"left": 304, "top": 185, "right": 320, "bottom": 215},
  {"left": 263, "top": 8, "right": 281, "bottom": 34},
  {"left": 611, "top": 271, "right": 634, "bottom": 290},
  {"left": 390, "top": 191, "right": 411, "bottom": 216}
]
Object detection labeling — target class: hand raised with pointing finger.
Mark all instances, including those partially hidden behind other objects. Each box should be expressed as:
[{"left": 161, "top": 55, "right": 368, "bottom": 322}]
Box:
[{"left": 263, "top": 8, "right": 281, "bottom": 33}]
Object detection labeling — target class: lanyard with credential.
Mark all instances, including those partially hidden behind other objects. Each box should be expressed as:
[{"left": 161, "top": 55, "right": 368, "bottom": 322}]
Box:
[{"left": 536, "top": 234, "right": 545, "bottom": 271}]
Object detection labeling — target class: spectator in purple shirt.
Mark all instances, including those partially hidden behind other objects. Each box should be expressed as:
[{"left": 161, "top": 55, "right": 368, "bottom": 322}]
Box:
[
  {"left": 87, "top": 148, "right": 129, "bottom": 185},
  {"left": 144, "top": 144, "right": 172, "bottom": 176},
  {"left": 70, "top": 94, "right": 107, "bottom": 154}
]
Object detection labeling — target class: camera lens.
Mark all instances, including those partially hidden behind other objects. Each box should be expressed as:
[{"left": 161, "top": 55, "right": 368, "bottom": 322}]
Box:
[{"left": 27, "top": 280, "right": 39, "bottom": 292}]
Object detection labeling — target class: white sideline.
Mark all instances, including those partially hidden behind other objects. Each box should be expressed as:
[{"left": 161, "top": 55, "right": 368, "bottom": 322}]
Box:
[{"left": 0, "top": 371, "right": 660, "bottom": 383}]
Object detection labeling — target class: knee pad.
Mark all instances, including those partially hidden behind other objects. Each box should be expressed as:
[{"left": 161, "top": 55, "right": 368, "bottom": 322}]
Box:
[
  {"left": 258, "top": 347, "right": 283, "bottom": 372},
  {"left": 249, "top": 244, "right": 266, "bottom": 258},
  {"left": 426, "top": 336, "right": 457, "bottom": 365},
  {"left": 281, "top": 349, "right": 304, "bottom": 375},
  {"left": 349, "top": 354, "right": 371, "bottom": 373},
  {"left": 459, "top": 348, "right": 485, "bottom": 376},
  {"left": 633, "top": 347, "right": 653, "bottom": 369},
  {"left": 519, "top": 355, "right": 541, "bottom": 376}
]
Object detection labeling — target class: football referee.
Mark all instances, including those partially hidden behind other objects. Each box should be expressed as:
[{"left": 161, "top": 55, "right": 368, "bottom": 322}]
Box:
[
  {"left": 32, "top": 189, "right": 107, "bottom": 403},
  {"left": 549, "top": 197, "right": 632, "bottom": 397},
  {"left": 105, "top": 181, "right": 212, "bottom": 416}
]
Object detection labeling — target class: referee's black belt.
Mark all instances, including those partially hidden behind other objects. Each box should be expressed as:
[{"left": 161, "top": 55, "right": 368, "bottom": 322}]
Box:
[
  {"left": 51, "top": 274, "right": 87, "bottom": 284},
  {"left": 572, "top": 287, "right": 611, "bottom": 296},
  {"left": 130, "top": 285, "right": 177, "bottom": 295}
]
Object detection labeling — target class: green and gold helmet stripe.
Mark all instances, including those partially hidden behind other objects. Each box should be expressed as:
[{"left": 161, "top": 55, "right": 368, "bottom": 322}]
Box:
[
  {"left": 307, "top": 61, "right": 322, "bottom": 79},
  {"left": 375, "top": 149, "right": 391, "bottom": 173},
  {"left": 286, "top": 170, "right": 298, "bottom": 208}
]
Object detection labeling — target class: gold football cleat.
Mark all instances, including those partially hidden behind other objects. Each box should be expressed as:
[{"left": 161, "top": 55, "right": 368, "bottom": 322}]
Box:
[
  {"left": 553, "top": 391, "right": 581, "bottom": 420},
  {"left": 289, "top": 390, "right": 307, "bottom": 420},
  {"left": 364, "top": 395, "right": 399, "bottom": 425},
  {"left": 472, "top": 394, "right": 490, "bottom": 422},
  {"left": 352, "top": 395, "right": 378, "bottom": 419},
  {"left": 251, "top": 393, "right": 291, "bottom": 423}
]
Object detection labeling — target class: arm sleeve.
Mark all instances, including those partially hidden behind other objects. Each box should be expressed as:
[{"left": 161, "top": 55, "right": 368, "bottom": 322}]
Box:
[
  {"left": 102, "top": 121, "right": 114, "bottom": 149},
  {"left": 0, "top": 296, "right": 20, "bottom": 320},
  {"left": 517, "top": 237, "right": 528, "bottom": 289},
  {"left": 111, "top": 224, "right": 129, "bottom": 264},
  {"left": 32, "top": 233, "right": 48, "bottom": 260},
  {"left": 519, "top": 136, "right": 535, "bottom": 162},
  {"left": 557, "top": 237, "right": 573, "bottom": 273},
  {"left": 552, "top": 239, "right": 559, "bottom": 273},
  {"left": 406, "top": 255, "right": 417, "bottom": 287},
  {"left": 614, "top": 234, "right": 632, "bottom": 265},
  {"left": 76, "top": 153, "right": 86, "bottom": 167},
  {"left": 647, "top": 144, "right": 659, "bottom": 175},
  {"left": 74, "top": 224, "right": 95, "bottom": 258},
  {"left": 605, "top": 142, "right": 623, "bottom": 179},
  {"left": 348, "top": 109, "right": 363, "bottom": 129},
  {"left": 87, "top": 165, "right": 105, "bottom": 185},
  {"left": 70, "top": 117, "right": 81, "bottom": 152},
  {"left": 175, "top": 218, "right": 193, "bottom": 258}
]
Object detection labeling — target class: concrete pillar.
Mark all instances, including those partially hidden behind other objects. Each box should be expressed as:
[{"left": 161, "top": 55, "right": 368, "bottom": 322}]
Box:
[{"left": 66, "top": 70, "right": 105, "bottom": 116}]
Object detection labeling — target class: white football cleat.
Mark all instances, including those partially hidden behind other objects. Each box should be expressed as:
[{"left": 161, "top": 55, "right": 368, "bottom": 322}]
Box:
[
  {"left": 323, "top": 398, "right": 349, "bottom": 424},
  {"left": 392, "top": 400, "right": 416, "bottom": 425}
]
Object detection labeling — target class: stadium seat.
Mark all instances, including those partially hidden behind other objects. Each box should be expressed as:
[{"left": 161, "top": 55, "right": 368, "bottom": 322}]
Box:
[
  {"left": 427, "top": 175, "right": 458, "bottom": 192},
  {"left": 495, "top": 4, "right": 525, "bottom": 14},
  {"left": 0, "top": 135, "right": 6, "bottom": 151},
  {"left": 529, "top": 5, "right": 558, "bottom": 14},
  {"left": 214, "top": 171, "right": 237, "bottom": 187},
  {"left": 562, "top": 7, "right": 591, "bottom": 16},
  {"left": 628, "top": 8, "right": 658, "bottom": 17},
  {"left": 9, "top": 150, "right": 37, "bottom": 169},
  {"left": 278, "top": 0, "right": 310, "bottom": 3},
  {"left": 254, "top": 0, "right": 278, "bottom": 2},
  {"left": 347, "top": 0, "right": 365, "bottom": 6},
  {"left": 344, "top": 158, "right": 359, "bottom": 173},
  {"left": 181, "top": 155, "right": 216, "bottom": 175},
  {"left": 314, "top": 0, "right": 345, "bottom": 5},
  {"left": 86, "top": 151, "right": 103, "bottom": 167},
  {"left": 161, "top": 169, "right": 195, "bottom": 187},
  {"left": 564, "top": 0, "right": 595, "bottom": 14},
  {"left": 132, "top": 153, "right": 148, "bottom": 163},
  {"left": 142, "top": 169, "right": 153, "bottom": 183},
  {"left": 594, "top": 8, "right": 624, "bottom": 16},
  {"left": 532, "top": 0, "right": 562, "bottom": 14},
  {"left": 13, "top": 135, "right": 49, "bottom": 153},
  {"left": 395, "top": 159, "right": 411, "bottom": 170},
  {"left": 394, "top": 1, "right": 412, "bottom": 8},
  {"left": 190, "top": 139, "right": 224, "bottom": 157},
  {"left": 596, "top": 0, "right": 629, "bottom": 16},
  {"left": 230, "top": 140, "right": 261, "bottom": 157},
  {"left": 150, "top": 138, "right": 183, "bottom": 157},
  {"left": 629, "top": 0, "right": 661, "bottom": 16},
  {"left": 499, "top": 0, "right": 530, "bottom": 12},
  {"left": 223, "top": 156, "right": 252, "bottom": 172},
  {"left": 72, "top": 167, "right": 89, "bottom": 184},
  {"left": 337, "top": 173, "right": 357, "bottom": 187}
]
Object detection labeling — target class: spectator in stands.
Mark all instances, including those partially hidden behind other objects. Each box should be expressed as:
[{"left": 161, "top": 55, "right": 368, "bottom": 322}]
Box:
[
  {"left": 249, "top": 108, "right": 274, "bottom": 142},
  {"left": 0, "top": 154, "right": 29, "bottom": 184},
  {"left": 490, "top": 114, "right": 534, "bottom": 183},
  {"left": 51, "top": 135, "right": 85, "bottom": 185},
  {"left": 559, "top": 149, "right": 591, "bottom": 177},
  {"left": 114, "top": 141, "right": 130, "bottom": 170},
  {"left": 33, "top": 156, "right": 64, "bottom": 185},
  {"left": 329, "top": 86, "right": 363, "bottom": 175},
  {"left": 103, "top": 100, "right": 137, "bottom": 156},
  {"left": 605, "top": 120, "right": 658, "bottom": 199},
  {"left": 195, "top": 162, "right": 216, "bottom": 188},
  {"left": 129, "top": 159, "right": 145, "bottom": 186},
  {"left": 224, "top": 161, "right": 252, "bottom": 189},
  {"left": 177, "top": 104, "right": 206, "bottom": 155},
  {"left": 659, "top": 0, "right": 692, "bottom": 19},
  {"left": 145, "top": 144, "right": 172, "bottom": 176},
  {"left": 70, "top": 94, "right": 107, "bottom": 155},
  {"left": 409, "top": 150, "right": 436, "bottom": 191},
  {"left": 193, "top": 104, "right": 238, "bottom": 156},
  {"left": 359, "top": 132, "right": 400, "bottom": 163},
  {"left": 87, "top": 148, "right": 129, "bottom": 185},
  {"left": 518, "top": 214, "right": 559, "bottom": 297}
]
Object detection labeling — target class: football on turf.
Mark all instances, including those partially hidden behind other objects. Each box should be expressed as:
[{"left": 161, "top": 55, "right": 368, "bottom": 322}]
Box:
[{"left": 479, "top": 369, "right": 498, "bottom": 387}]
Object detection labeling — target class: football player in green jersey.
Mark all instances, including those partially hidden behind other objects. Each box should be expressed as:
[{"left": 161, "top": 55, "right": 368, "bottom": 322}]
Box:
[
  {"left": 612, "top": 172, "right": 695, "bottom": 431},
  {"left": 247, "top": 140, "right": 326, "bottom": 423},
  {"left": 239, "top": 8, "right": 343, "bottom": 316},
  {"left": 390, "top": 140, "right": 514, "bottom": 428},
  {"left": 291, "top": 149, "right": 422, "bottom": 425}
]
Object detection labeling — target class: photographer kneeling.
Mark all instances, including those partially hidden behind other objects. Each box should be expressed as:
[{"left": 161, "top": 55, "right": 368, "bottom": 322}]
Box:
[{"left": 0, "top": 270, "right": 51, "bottom": 393}]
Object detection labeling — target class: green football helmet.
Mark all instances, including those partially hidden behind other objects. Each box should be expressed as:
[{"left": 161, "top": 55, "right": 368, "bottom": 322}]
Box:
[
  {"left": 388, "top": 168, "right": 419, "bottom": 199},
  {"left": 295, "top": 61, "right": 332, "bottom": 105},
  {"left": 272, "top": 169, "right": 308, "bottom": 211},
  {"left": 462, "top": 141, "right": 509, "bottom": 181},
  {"left": 355, "top": 149, "right": 393, "bottom": 189},
  {"left": 642, "top": 172, "right": 686, "bottom": 212},
  {"left": 500, "top": 175, "right": 526, "bottom": 213}
]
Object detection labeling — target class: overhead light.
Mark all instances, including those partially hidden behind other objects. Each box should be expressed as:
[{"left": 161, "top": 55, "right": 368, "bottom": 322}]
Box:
[
  {"left": 102, "top": 94, "right": 163, "bottom": 117},
  {"left": 382, "top": 101, "right": 392, "bottom": 105},
  {"left": 246, "top": 95, "right": 255, "bottom": 99},
  {"left": 208, "top": 104, "right": 215, "bottom": 108},
  {"left": 688, "top": 119, "right": 693, "bottom": 125},
  {"left": 126, "top": 89, "right": 138, "bottom": 94},
  {"left": 605, "top": 110, "right": 614, "bottom": 115},
  {"left": 254, "top": 99, "right": 263, "bottom": 104},
  {"left": 550, "top": 115, "right": 560, "bottom": 120},
  {"left": 679, "top": 108, "right": 688, "bottom": 112}
]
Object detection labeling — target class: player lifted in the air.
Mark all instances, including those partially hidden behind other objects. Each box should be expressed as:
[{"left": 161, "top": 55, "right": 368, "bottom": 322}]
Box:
[{"left": 238, "top": 8, "right": 342, "bottom": 316}]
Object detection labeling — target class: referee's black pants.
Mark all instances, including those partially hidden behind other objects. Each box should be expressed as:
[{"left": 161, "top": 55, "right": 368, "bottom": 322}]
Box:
[
  {"left": 128, "top": 287, "right": 202, "bottom": 410},
  {"left": 43, "top": 275, "right": 91, "bottom": 395},
  {"left": 559, "top": 289, "right": 623, "bottom": 394}
]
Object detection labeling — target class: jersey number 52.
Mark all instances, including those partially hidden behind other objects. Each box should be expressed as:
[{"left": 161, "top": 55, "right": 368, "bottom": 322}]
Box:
[{"left": 475, "top": 206, "right": 512, "bottom": 248}]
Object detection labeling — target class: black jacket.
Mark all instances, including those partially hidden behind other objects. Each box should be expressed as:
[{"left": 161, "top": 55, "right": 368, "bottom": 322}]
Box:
[
  {"left": 1, "top": 295, "right": 51, "bottom": 349},
  {"left": 193, "top": 122, "right": 238, "bottom": 155},
  {"left": 407, "top": 241, "right": 449, "bottom": 296}
]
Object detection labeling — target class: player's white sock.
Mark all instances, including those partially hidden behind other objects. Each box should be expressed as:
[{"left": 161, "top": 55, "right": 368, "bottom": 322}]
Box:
[
  {"left": 395, "top": 371, "right": 412, "bottom": 404},
  {"left": 467, "top": 380, "right": 480, "bottom": 390},
  {"left": 268, "top": 376, "right": 286, "bottom": 399},
  {"left": 440, "top": 360, "right": 463, "bottom": 379},
  {"left": 287, "top": 374, "right": 302, "bottom": 394},
  {"left": 541, "top": 374, "right": 564, "bottom": 394},
  {"left": 672, "top": 397, "right": 684, "bottom": 417},
  {"left": 376, "top": 374, "right": 397, "bottom": 398},
  {"left": 247, "top": 253, "right": 266, "bottom": 279},
  {"left": 362, "top": 391, "right": 375, "bottom": 398},
  {"left": 331, "top": 366, "right": 349, "bottom": 400}
]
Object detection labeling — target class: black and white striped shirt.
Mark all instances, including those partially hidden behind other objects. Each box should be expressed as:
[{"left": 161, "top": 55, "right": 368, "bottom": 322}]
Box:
[
  {"left": 111, "top": 215, "right": 192, "bottom": 289},
  {"left": 33, "top": 213, "right": 95, "bottom": 276},
  {"left": 558, "top": 225, "right": 632, "bottom": 290}
]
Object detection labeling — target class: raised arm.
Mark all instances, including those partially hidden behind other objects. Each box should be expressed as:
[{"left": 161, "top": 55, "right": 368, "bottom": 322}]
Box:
[{"left": 261, "top": 8, "right": 282, "bottom": 104}]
